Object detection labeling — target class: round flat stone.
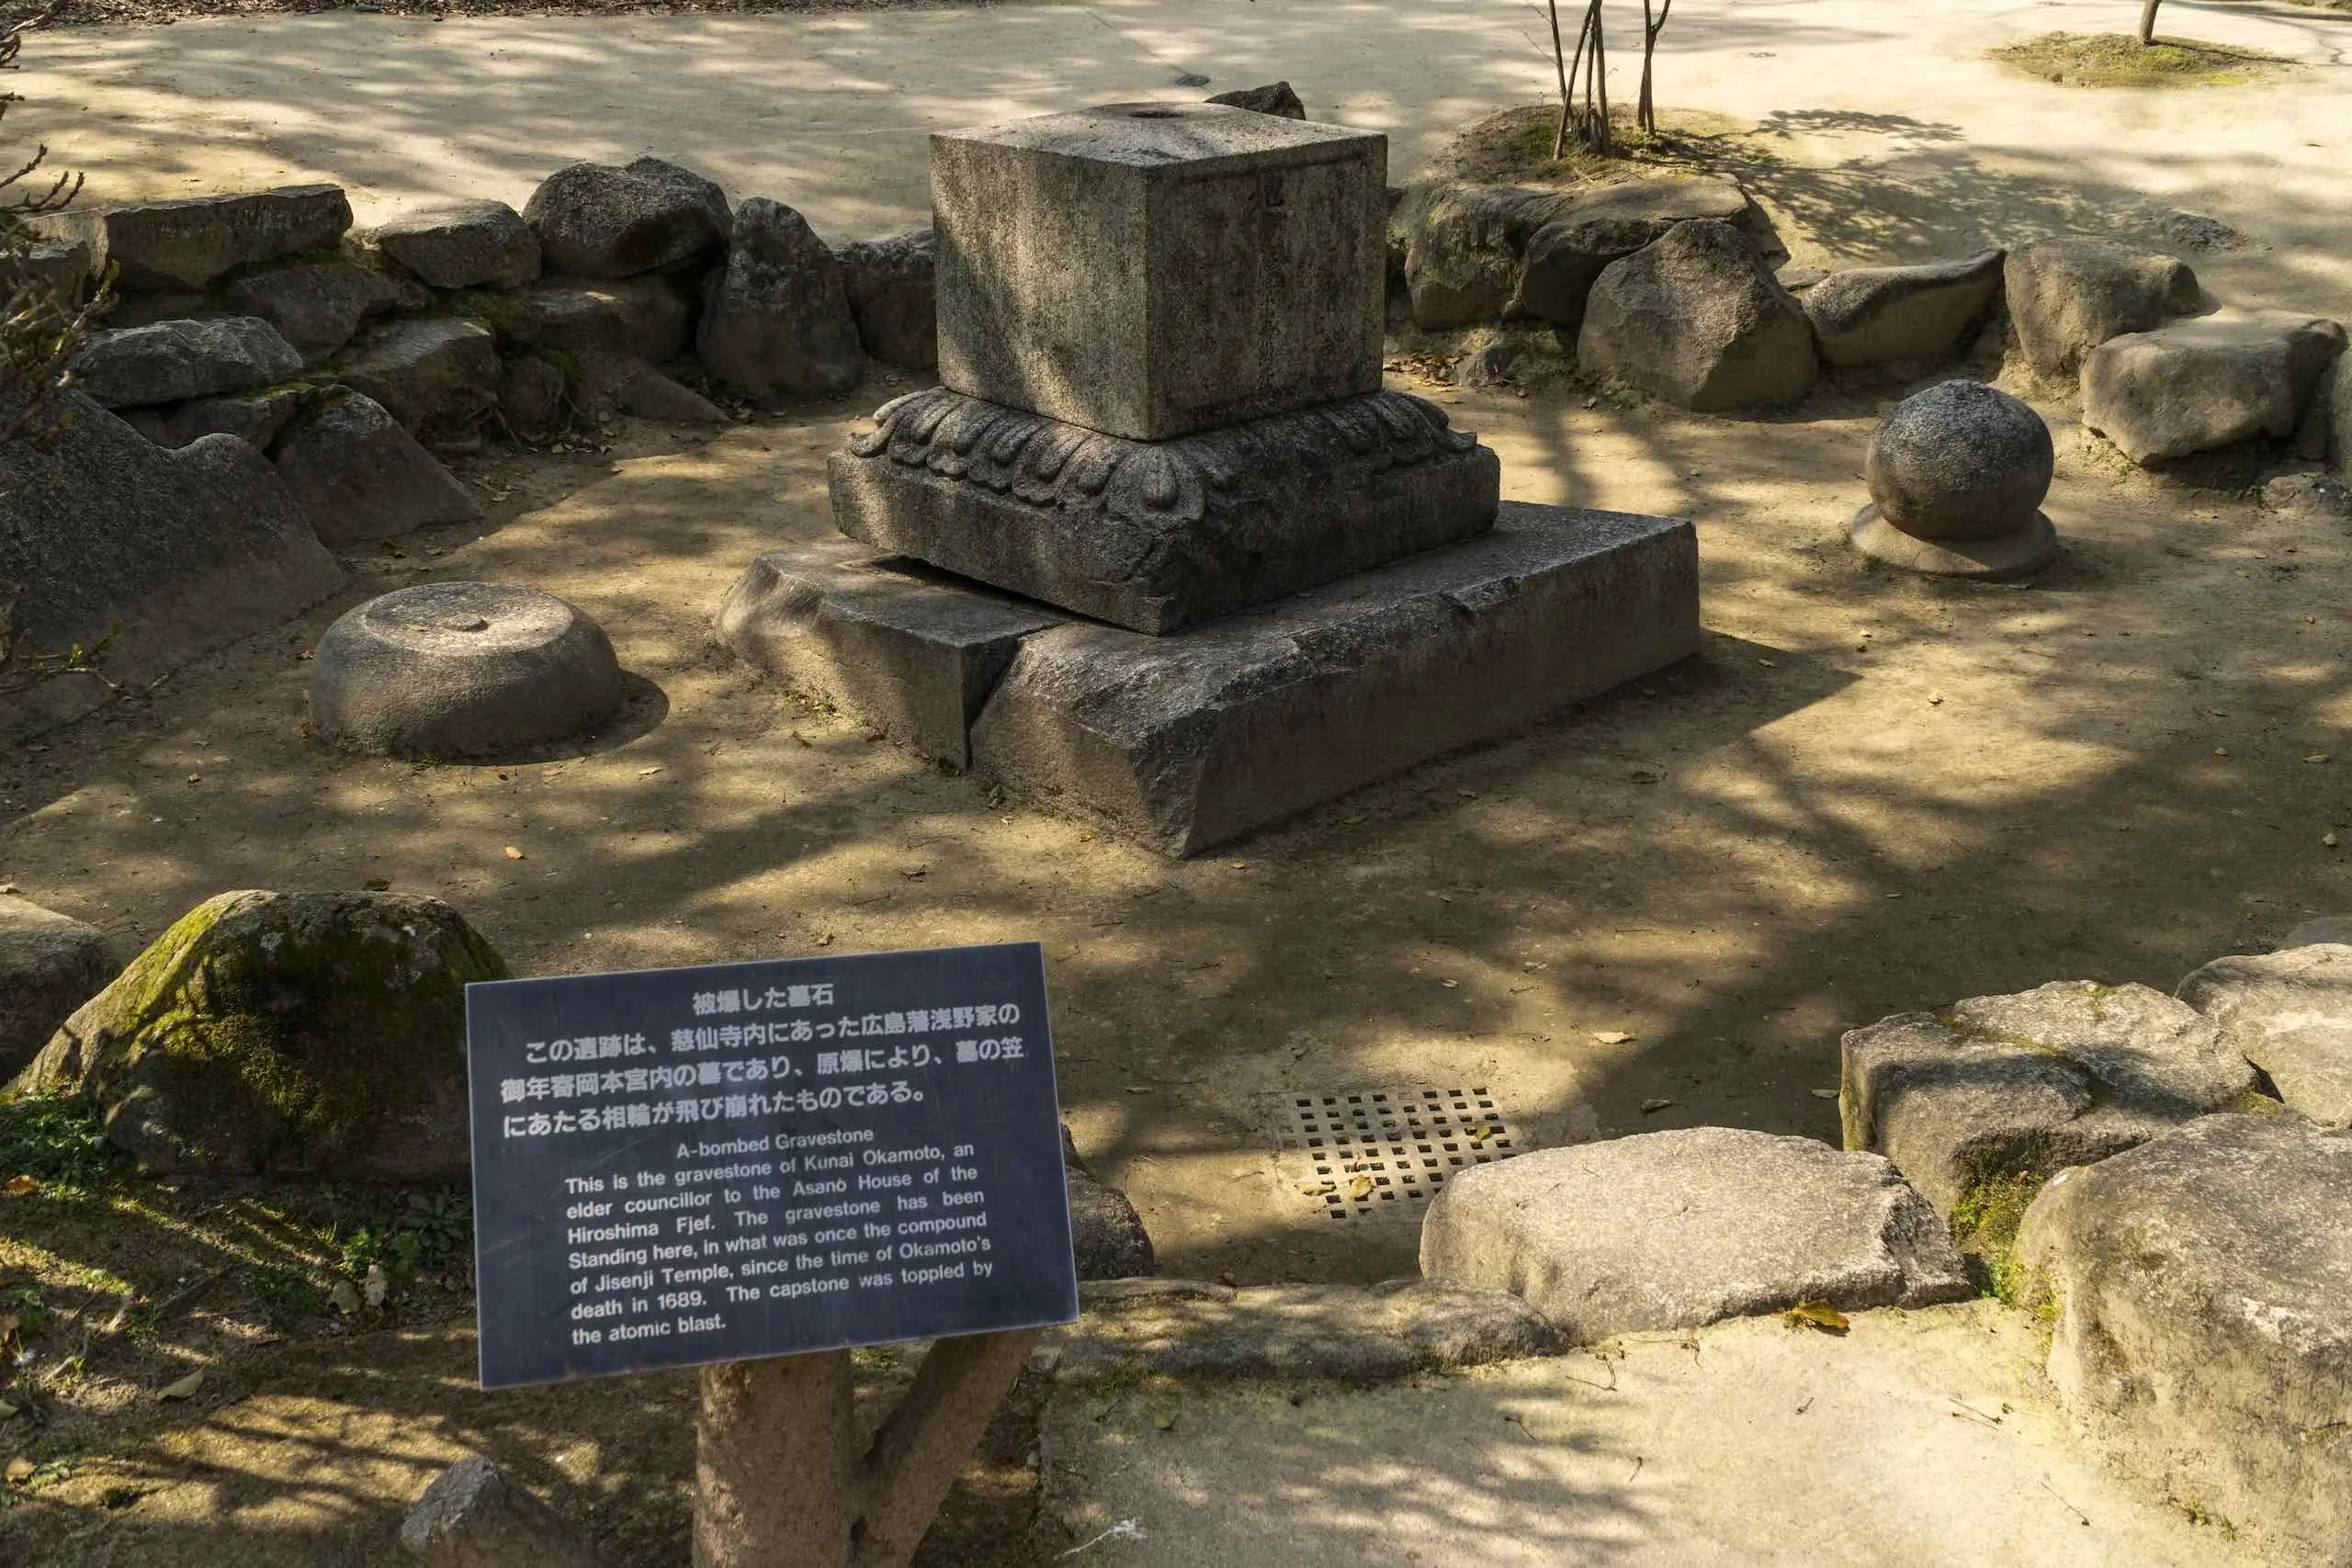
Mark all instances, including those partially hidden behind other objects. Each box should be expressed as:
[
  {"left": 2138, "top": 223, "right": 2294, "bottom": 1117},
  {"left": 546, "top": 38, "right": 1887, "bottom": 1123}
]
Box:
[
  {"left": 1849, "top": 503, "right": 2057, "bottom": 581},
  {"left": 310, "top": 581, "right": 624, "bottom": 760}
]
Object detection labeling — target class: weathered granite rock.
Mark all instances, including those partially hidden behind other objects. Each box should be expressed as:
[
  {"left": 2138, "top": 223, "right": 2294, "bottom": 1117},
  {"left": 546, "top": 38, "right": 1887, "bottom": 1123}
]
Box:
[
  {"left": 12, "top": 237, "right": 89, "bottom": 309},
  {"left": 1802, "top": 249, "right": 2005, "bottom": 370},
  {"left": 1204, "top": 80, "right": 1306, "bottom": 118},
  {"left": 934, "top": 103, "right": 1385, "bottom": 440},
  {"left": 2015, "top": 1114, "right": 2352, "bottom": 1568},
  {"left": 32, "top": 185, "right": 352, "bottom": 292},
  {"left": 1839, "top": 981, "right": 2262, "bottom": 1221},
  {"left": 2261, "top": 471, "right": 2352, "bottom": 522},
  {"left": 334, "top": 317, "right": 502, "bottom": 438},
  {"left": 124, "top": 384, "right": 310, "bottom": 451},
  {"left": 220, "top": 257, "right": 421, "bottom": 361},
  {"left": 0, "top": 895, "right": 113, "bottom": 1078},
  {"left": 1420, "top": 1128, "right": 1970, "bottom": 1342},
  {"left": 1849, "top": 379, "right": 2057, "bottom": 581},
  {"left": 0, "top": 393, "right": 345, "bottom": 723},
  {"left": 1061, "top": 1128, "right": 1156, "bottom": 1280},
  {"left": 2178, "top": 944, "right": 2352, "bottom": 1128},
  {"left": 1578, "top": 220, "right": 1816, "bottom": 411},
  {"left": 696, "top": 197, "right": 863, "bottom": 400},
  {"left": 1395, "top": 183, "right": 1555, "bottom": 330},
  {"left": 2004, "top": 237, "right": 2202, "bottom": 378},
  {"left": 522, "top": 157, "right": 731, "bottom": 279},
  {"left": 71, "top": 317, "right": 303, "bottom": 408},
  {"left": 2282, "top": 917, "right": 2352, "bottom": 951},
  {"left": 1048, "top": 1280, "right": 1558, "bottom": 1384},
  {"left": 2081, "top": 310, "right": 2346, "bottom": 465},
  {"left": 480, "top": 275, "right": 696, "bottom": 365},
  {"left": 831, "top": 387, "right": 1498, "bottom": 633},
  {"left": 609, "top": 361, "right": 729, "bottom": 424},
  {"left": 274, "top": 390, "right": 484, "bottom": 546},
  {"left": 833, "top": 228, "right": 935, "bottom": 370},
  {"left": 376, "top": 199, "right": 542, "bottom": 290},
  {"left": 11, "top": 890, "right": 507, "bottom": 1177},
  {"left": 2330, "top": 350, "right": 2352, "bottom": 475},
  {"left": 1508, "top": 175, "right": 1781, "bottom": 332},
  {"left": 715, "top": 540, "right": 1061, "bottom": 768},
  {"left": 967, "top": 502, "right": 1698, "bottom": 855},
  {"left": 496, "top": 354, "right": 568, "bottom": 443},
  {"left": 399, "top": 1453, "right": 605, "bottom": 1568},
  {"left": 310, "top": 581, "right": 624, "bottom": 761}
]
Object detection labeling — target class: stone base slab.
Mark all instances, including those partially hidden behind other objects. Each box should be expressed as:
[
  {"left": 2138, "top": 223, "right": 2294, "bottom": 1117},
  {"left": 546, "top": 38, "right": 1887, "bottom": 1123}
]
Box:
[
  {"left": 828, "top": 386, "right": 1499, "bottom": 634},
  {"left": 971, "top": 501, "right": 1699, "bottom": 855},
  {"left": 715, "top": 539, "right": 1062, "bottom": 768}
]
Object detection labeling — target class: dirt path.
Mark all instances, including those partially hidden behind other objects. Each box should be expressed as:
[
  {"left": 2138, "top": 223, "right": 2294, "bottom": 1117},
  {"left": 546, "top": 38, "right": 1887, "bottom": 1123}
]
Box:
[{"left": 11, "top": 0, "right": 2352, "bottom": 319}]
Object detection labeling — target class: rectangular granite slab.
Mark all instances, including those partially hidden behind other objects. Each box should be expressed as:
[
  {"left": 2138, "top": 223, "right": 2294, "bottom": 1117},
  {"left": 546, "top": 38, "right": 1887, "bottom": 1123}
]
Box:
[{"left": 967, "top": 501, "right": 1701, "bottom": 854}]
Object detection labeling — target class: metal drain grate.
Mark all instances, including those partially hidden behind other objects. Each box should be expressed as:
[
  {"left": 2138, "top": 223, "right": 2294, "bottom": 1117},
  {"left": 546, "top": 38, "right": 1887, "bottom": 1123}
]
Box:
[{"left": 1271, "top": 1086, "right": 1524, "bottom": 1223}]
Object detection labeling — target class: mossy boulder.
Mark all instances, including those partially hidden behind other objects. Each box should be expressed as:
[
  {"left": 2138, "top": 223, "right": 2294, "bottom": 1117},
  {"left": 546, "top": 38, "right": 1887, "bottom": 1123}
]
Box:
[{"left": 9, "top": 890, "right": 507, "bottom": 1178}]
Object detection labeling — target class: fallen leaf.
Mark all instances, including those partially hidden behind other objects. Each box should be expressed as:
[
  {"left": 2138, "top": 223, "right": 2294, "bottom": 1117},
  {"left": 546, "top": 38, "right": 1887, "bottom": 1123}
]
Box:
[
  {"left": 1440, "top": 978, "right": 1460, "bottom": 988},
  {"left": 899, "top": 866, "right": 929, "bottom": 880},
  {"left": 1348, "top": 1175, "right": 1375, "bottom": 1200},
  {"left": 2308, "top": 755, "right": 2333, "bottom": 764},
  {"left": 637, "top": 766, "right": 662, "bottom": 776},
  {"left": 1299, "top": 1182, "right": 1336, "bottom": 1197},
  {"left": 158, "top": 1370, "right": 205, "bottom": 1400},
  {"left": 3, "top": 1174, "right": 36, "bottom": 1196},
  {"left": 0, "top": 1399, "right": 17, "bottom": 1420},
  {"left": 5, "top": 1457, "right": 33, "bottom": 1484},
  {"left": 2214, "top": 749, "right": 2231, "bottom": 759},
  {"left": 1592, "top": 1031, "right": 1636, "bottom": 1045},
  {"left": 363, "top": 1264, "right": 389, "bottom": 1309},
  {"left": 1152, "top": 1412, "right": 1177, "bottom": 1432},
  {"left": 503, "top": 845, "right": 526, "bottom": 861},
  {"left": 1783, "top": 1298, "right": 1849, "bottom": 1335},
  {"left": 186, "top": 773, "right": 202, "bottom": 784},
  {"left": 329, "top": 1280, "right": 362, "bottom": 1315},
  {"left": 1640, "top": 1097, "right": 1676, "bottom": 1113},
  {"left": 362, "top": 876, "right": 391, "bottom": 892},
  {"left": 1810, "top": 1088, "right": 1840, "bottom": 1100}
]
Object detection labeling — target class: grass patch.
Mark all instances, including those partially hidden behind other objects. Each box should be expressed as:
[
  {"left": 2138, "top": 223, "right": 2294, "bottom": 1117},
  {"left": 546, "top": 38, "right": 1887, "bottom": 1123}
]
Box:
[
  {"left": 1989, "top": 31, "right": 2293, "bottom": 88},
  {"left": 0, "top": 1093, "right": 117, "bottom": 1190},
  {"left": 1427, "top": 102, "right": 1751, "bottom": 191}
]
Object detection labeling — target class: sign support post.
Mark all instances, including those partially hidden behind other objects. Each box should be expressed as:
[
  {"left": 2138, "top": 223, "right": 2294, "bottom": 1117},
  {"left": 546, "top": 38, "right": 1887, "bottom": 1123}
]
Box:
[{"left": 694, "top": 1329, "right": 1040, "bottom": 1568}]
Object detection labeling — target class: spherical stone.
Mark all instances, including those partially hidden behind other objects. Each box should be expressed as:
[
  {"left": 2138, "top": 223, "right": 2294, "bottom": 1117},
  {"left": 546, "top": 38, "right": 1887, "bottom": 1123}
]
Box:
[
  {"left": 310, "top": 581, "right": 623, "bottom": 760},
  {"left": 1865, "top": 379, "right": 2053, "bottom": 542}
]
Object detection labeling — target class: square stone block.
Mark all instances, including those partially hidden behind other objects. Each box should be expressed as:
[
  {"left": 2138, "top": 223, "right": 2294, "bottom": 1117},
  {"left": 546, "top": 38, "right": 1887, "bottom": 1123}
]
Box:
[
  {"left": 969, "top": 502, "right": 1702, "bottom": 855},
  {"left": 829, "top": 387, "right": 1499, "bottom": 634},
  {"left": 933, "top": 102, "right": 1386, "bottom": 441},
  {"left": 715, "top": 540, "right": 1061, "bottom": 768}
]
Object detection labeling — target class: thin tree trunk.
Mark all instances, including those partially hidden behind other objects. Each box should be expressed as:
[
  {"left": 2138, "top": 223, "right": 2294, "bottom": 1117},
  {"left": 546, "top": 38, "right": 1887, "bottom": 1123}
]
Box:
[
  {"left": 2138, "top": 0, "right": 2162, "bottom": 44},
  {"left": 1588, "top": 0, "right": 1612, "bottom": 156},
  {"left": 1638, "top": 0, "right": 1672, "bottom": 134},
  {"left": 1546, "top": 0, "right": 1573, "bottom": 159}
]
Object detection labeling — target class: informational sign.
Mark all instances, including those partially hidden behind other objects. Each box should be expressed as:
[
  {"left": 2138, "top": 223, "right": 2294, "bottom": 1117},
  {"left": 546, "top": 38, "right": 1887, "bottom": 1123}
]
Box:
[{"left": 464, "top": 942, "right": 1077, "bottom": 1389}]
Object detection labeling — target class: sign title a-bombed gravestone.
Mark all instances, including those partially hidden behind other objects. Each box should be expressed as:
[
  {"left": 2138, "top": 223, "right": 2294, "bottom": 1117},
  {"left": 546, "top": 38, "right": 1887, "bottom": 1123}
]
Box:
[{"left": 465, "top": 942, "right": 1077, "bottom": 1389}]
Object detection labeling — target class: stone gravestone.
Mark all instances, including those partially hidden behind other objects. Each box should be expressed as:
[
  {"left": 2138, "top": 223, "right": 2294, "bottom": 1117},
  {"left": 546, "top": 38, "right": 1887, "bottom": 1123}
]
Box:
[
  {"left": 718, "top": 102, "right": 1702, "bottom": 853},
  {"left": 462, "top": 941, "right": 1074, "bottom": 1567}
]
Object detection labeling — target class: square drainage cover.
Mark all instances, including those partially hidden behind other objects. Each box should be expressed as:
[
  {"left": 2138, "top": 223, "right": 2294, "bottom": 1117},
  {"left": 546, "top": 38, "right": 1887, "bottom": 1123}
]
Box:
[{"left": 1266, "top": 1085, "right": 1526, "bottom": 1224}]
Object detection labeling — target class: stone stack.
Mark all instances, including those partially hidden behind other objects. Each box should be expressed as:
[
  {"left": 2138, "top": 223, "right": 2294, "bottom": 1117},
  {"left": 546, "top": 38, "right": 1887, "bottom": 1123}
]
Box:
[{"left": 719, "top": 103, "right": 1701, "bottom": 853}]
